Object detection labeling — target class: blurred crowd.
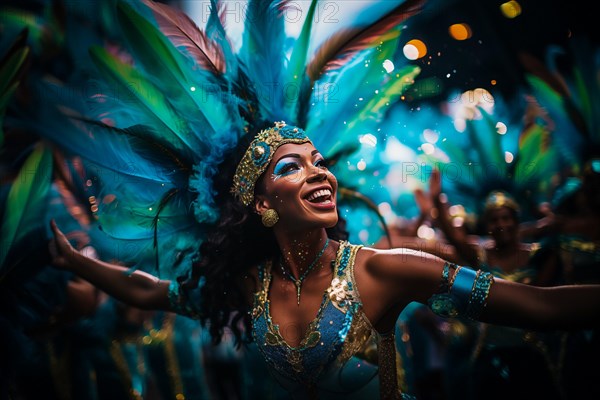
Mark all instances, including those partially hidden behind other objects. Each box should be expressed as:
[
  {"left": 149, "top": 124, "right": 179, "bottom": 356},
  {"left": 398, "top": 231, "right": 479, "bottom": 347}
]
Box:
[{"left": 377, "top": 163, "right": 600, "bottom": 400}]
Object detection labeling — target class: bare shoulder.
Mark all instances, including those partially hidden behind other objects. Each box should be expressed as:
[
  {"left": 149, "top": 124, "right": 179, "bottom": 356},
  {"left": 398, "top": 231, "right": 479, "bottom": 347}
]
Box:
[
  {"left": 354, "top": 246, "right": 446, "bottom": 307},
  {"left": 357, "top": 246, "right": 442, "bottom": 279}
]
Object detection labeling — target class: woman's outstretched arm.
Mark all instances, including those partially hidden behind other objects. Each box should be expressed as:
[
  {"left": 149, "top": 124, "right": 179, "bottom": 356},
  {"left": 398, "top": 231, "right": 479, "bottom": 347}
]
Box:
[
  {"left": 481, "top": 279, "right": 600, "bottom": 330},
  {"left": 49, "top": 220, "right": 171, "bottom": 311},
  {"left": 365, "top": 248, "right": 600, "bottom": 331}
]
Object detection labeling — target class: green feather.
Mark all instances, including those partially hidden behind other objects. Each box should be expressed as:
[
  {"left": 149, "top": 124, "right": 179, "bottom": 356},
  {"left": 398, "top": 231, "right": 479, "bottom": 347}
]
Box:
[
  {"left": 89, "top": 45, "right": 200, "bottom": 154},
  {"left": 0, "top": 30, "right": 30, "bottom": 146},
  {"left": 526, "top": 75, "right": 564, "bottom": 115},
  {"left": 479, "top": 108, "right": 505, "bottom": 168},
  {"left": 514, "top": 124, "right": 556, "bottom": 189},
  {"left": 0, "top": 46, "right": 29, "bottom": 98},
  {"left": 0, "top": 81, "right": 20, "bottom": 147},
  {"left": 572, "top": 68, "right": 595, "bottom": 137},
  {"left": 0, "top": 81, "right": 20, "bottom": 112},
  {"left": 0, "top": 8, "right": 44, "bottom": 46},
  {"left": 0, "top": 143, "right": 52, "bottom": 274},
  {"left": 464, "top": 109, "right": 507, "bottom": 178},
  {"left": 117, "top": 0, "right": 233, "bottom": 133},
  {"left": 284, "top": 0, "right": 318, "bottom": 116}
]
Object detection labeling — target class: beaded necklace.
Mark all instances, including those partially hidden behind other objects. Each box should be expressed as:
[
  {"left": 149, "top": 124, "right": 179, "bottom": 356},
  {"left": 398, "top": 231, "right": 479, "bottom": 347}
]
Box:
[{"left": 279, "top": 238, "right": 330, "bottom": 305}]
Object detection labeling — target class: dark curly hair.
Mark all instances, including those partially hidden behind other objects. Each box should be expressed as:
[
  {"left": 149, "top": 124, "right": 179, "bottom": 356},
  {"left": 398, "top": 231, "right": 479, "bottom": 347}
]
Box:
[{"left": 182, "top": 127, "right": 348, "bottom": 347}]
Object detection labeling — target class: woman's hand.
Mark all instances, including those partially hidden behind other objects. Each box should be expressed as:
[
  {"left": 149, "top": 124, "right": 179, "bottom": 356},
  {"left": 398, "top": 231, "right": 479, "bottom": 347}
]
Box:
[
  {"left": 414, "top": 187, "right": 433, "bottom": 216},
  {"left": 414, "top": 168, "right": 442, "bottom": 221},
  {"left": 49, "top": 219, "right": 79, "bottom": 270},
  {"left": 429, "top": 168, "right": 442, "bottom": 200}
]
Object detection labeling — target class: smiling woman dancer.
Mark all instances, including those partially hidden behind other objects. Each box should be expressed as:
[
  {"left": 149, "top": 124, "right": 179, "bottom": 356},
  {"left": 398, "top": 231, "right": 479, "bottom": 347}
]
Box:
[{"left": 49, "top": 122, "right": 600, "bottom": 399}]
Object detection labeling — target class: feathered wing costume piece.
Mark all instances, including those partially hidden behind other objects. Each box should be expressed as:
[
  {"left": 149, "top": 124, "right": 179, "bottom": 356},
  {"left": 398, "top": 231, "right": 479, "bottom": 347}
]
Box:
[
  {"left": 521, "top": 38, "right": 600, "bottom": 170},
  {"left": 3, "top": 0, "right": 427, "bottom": 277}
]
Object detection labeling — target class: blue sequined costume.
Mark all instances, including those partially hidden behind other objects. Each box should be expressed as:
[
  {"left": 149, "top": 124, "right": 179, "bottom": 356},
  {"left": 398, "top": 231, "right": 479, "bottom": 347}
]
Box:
[{"left": 170, "top": 241, "right": 411, "bottom": 399}]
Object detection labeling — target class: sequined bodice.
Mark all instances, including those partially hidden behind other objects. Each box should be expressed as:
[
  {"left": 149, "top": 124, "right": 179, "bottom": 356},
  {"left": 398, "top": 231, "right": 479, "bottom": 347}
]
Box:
[
  {"left": 251, "top": 242, "right": 370, "bottom": 385},
  {"left": 559, "top": 234, "right": 600, "bottom": 284}
]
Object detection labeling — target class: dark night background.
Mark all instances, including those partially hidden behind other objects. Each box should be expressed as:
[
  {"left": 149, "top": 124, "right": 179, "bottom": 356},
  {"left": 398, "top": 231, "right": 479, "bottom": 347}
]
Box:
[{"left": 401, "top": 0, "right": 598, "bottom": 102}]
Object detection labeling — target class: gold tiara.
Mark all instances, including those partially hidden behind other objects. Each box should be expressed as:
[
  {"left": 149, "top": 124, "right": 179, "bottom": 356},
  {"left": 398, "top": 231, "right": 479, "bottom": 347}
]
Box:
[
  {"left": 484, "top": 191, "right": 519, "bottom": 213},
  {"left": 231, "top": 121, "right": 311, "bottom": 206}
]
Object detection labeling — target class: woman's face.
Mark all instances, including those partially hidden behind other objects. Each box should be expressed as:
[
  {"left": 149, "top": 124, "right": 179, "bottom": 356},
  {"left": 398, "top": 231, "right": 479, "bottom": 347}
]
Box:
[
  {"left": 255, "top": 142, "right": 338, "bottom": 231},
  {"left": 485, "top": 206, "right": 518, "bottom": 245}
]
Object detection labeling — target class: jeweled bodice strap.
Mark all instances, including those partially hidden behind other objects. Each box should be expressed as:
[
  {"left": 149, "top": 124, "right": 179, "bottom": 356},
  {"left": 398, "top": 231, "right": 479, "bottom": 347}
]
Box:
[{"left": 251, "top": 241, "right": 367, "bottom": 388}]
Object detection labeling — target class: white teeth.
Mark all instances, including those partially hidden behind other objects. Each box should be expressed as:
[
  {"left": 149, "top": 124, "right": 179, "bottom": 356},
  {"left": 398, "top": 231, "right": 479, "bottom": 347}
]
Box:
[{"left": 307, "top": 189, "right": 331, "bottom": 201}]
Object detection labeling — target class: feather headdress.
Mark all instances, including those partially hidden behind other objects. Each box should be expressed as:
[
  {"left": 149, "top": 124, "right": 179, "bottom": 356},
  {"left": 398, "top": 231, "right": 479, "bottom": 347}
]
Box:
[{"left": 1, "top": 0, "right": 426, "bottom": 277}]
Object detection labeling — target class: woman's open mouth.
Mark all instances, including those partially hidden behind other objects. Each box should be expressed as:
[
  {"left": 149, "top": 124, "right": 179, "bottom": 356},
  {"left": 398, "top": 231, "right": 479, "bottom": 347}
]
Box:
[{"left": 304, "top": 188, "right": 335, "bottom": 209}]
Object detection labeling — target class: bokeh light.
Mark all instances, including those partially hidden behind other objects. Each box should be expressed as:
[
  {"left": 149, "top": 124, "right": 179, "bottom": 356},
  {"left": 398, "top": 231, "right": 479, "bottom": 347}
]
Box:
[
  {"left": 383, "top": 59, "right": 395, "bottom": 73},
  {"left": 500, "top": 1, "right": 522, "bottom": 18},
  {"left": 403, "top": 39, "right": 427, "bottom": 60},
  {"left": 449, "top": 23, "right": 472, "bottom": 40},
  {"left": 359, "top": 133, "right": 378, "bottom": 147},
  {"left": 496, "top": 121, "right": 508, "bottom": 135}
]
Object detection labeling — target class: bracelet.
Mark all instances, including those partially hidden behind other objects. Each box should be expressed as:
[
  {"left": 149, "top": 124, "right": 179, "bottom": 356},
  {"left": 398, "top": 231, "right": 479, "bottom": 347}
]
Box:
[
  {"left": 428, "top": 265, "right": 494, "bottom": 320},
  {"left": 439, "top": 262, "right": 451, "bottom": 290},
  {"left": 449, "top": 267, "right": 477, "bottom": 313},
  {"left": 427, "top": 263, "right": 459, "bottom": 318},
  {"left": 448, "top": 265, "right": 462, "bottom": 287},
  {"left": 465, "top": 271, "right": 494, "bottom": 319}
]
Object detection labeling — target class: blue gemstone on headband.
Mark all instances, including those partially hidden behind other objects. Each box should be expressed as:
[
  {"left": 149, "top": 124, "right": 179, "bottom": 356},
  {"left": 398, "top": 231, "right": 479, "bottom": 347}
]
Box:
[{"left": 279, "top": 125, "right": 306, "bottom": 139}]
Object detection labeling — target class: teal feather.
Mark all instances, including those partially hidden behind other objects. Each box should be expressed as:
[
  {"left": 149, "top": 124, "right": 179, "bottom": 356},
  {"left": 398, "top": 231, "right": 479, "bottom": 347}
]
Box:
[
  {"left": 283, "top": 0, "right": 318, "bottom": 118},
  {"left": 27, "top": 104, "right": 186, "bottom": 186},
  {"left": 238, "top": 0, "right": 287, "bottom": 121}
]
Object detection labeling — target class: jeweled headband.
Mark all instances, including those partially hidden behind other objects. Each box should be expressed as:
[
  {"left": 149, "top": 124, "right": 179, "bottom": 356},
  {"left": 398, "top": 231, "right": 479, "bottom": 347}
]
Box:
[
  {"left": 231, "top": 121, "right": 312, "bottom": 206},
  {"left": 484, "top": 190, "right": 520, "bottom": 213}
]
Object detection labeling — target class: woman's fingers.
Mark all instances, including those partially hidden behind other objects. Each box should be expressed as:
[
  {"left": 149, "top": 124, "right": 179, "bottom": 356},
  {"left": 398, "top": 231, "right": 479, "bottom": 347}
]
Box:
[
  {"left": 414, "top": 188, "right": 432, "bottom": 213},
  {"left": 48, "top": 219, "right": 76, "bottom": 268},
  {"left": 50, "top": 219, "right": 66, "bottom": 240},
  {"left": 429, "top": 168, "right": 441, "bottom": 197},
  {"left": 50, "top": 220, "right": 70, "bottom": 248}
]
